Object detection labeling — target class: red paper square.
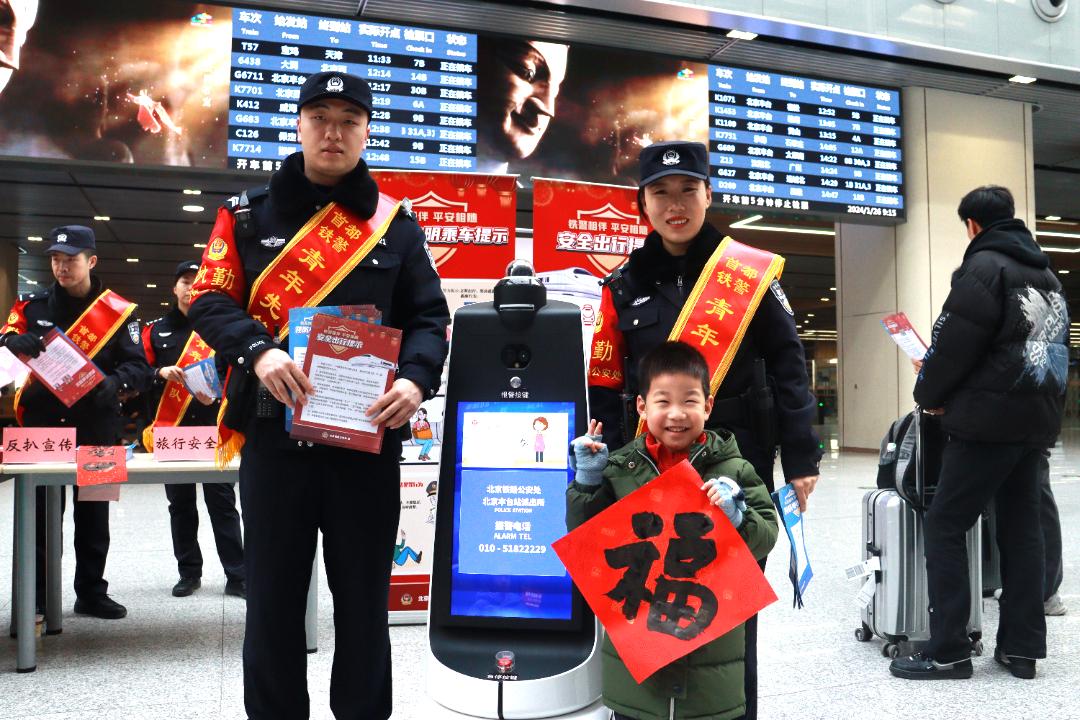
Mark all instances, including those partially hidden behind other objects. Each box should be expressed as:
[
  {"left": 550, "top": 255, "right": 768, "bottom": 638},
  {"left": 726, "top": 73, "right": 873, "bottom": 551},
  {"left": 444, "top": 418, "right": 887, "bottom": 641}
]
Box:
[
  {"left": 76, "top": 446, "right": 128, "bottom": 487},
  {"left": 552, "top": 460, "right": 776, "bottom": 683}
]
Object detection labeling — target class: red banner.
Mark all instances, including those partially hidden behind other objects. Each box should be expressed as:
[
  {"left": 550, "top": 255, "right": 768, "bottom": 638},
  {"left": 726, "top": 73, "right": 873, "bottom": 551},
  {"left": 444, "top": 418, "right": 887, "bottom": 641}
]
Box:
[
  {"left": 532, "top": 179, "right": 652, "bottom": 277},
  {"left": 552, "top": 461, "right": 776, "bottom": 683},
  {"left": 372, "top": 171, "right": 517, "bottom": 279}
]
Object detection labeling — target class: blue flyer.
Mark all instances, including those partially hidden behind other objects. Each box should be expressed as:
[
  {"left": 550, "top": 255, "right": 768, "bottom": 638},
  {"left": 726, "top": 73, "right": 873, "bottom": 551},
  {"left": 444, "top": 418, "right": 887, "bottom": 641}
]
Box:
[
  {"left": 771, "top": 483, "right": 813, "bottom": 608},
  {"left": 182, "top": 357, "right": 222, "bottom": 400}
]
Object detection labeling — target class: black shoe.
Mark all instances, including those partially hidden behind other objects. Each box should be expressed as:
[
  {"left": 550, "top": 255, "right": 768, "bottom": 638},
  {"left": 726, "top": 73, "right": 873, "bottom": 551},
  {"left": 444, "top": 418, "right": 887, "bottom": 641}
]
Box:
[
  {"left": 995, "top": 648, "right": 1037, "bottom": 679},
  {"left": 73, "top": 595, "right": 127, "bottom": 620},
  {"left": 889, "top": 652, "right": 972, "bottom": 680},
  {"left": 224, "top": 578, "right": 246, "bottom": 599},
  {"left": 172, "top": 577, "right": 202, "bottom": 597}
]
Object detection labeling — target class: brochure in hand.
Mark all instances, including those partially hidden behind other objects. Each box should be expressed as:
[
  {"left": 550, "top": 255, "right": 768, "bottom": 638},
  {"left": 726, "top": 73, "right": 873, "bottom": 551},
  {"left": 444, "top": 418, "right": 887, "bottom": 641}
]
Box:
[{"left": 24, "top": 329, "right": 104, "bottom": 407}]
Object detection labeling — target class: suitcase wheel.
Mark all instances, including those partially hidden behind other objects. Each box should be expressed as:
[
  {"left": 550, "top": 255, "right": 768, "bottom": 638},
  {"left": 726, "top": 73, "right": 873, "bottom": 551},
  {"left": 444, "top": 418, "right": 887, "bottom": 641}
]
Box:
[
  {"left": 855, "top": 624, "right": 872, "bottom": 642},
  {"left": 882, "top": 643, "right": 901, "bottom": 659}
]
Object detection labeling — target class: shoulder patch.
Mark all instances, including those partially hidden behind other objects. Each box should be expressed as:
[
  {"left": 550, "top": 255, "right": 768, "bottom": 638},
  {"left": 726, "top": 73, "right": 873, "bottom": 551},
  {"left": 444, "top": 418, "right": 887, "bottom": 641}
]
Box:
[
  {"left": 770, "top": 280, "right": 794, "bottom": 316},
  {"left": 397, "top": 197, "right": 416, "bottom": 221},
  {"left": 127, "top": 321, "right": 141, "bottom": 345}
]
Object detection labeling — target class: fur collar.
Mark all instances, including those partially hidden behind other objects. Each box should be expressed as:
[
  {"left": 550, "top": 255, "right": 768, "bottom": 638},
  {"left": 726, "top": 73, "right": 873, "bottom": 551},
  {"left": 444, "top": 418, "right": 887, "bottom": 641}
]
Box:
[{"left": 268, "top": 151, "right": 380, "bottom": 220}]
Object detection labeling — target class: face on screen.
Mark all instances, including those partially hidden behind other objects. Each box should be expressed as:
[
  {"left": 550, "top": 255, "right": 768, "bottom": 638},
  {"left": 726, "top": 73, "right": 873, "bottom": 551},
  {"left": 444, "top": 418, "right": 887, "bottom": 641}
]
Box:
[
  {"left": 479, "top": 40, "right": 568, "bottom": 163},
  {"left": 0, "top": 0, "right": 38, "bottom": 96},
  {"left": 297, "top": 98, "right": 371, "bottom": 183}
]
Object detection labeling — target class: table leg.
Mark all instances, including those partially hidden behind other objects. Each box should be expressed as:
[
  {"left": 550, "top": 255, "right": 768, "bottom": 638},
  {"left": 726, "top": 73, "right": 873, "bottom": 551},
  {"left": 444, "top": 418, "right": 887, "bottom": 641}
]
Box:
[
  {"left": 15, "top": 475, "right": 36, "bottom": 672},
  {"left": 305, "top": 553, "right": 317, "bottom": 654},
  {"left": 45, "top": 486, "right": 62, "bottom": 635}
]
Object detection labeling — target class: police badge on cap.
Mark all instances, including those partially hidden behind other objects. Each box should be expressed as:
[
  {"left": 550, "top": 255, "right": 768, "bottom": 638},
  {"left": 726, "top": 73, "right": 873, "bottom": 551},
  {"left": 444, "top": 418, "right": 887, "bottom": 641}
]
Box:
[
  {"left": 638, "top": 141, "right": 709, "bottom": 188},
  {"left": 297, "top": 71, "right": 374, "bottom": 114}
]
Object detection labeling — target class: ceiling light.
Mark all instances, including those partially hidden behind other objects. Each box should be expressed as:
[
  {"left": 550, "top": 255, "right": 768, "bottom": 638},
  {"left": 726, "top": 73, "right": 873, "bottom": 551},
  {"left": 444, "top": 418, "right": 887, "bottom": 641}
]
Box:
[
  {"left": 193, "top": 242, "right": 207, "bottom": 248},
  {"left": 1045, "top": 215, "right": 1062, "bottom": 221},
  {"left": 729, "top": 214, "right": 835, "bottom": 236},
  {"left": 1008, "top": 75, "right": 1037, "bottom": 84},
  {"left": 1058, "top": 269, "right": 1070, "bottom": 275},
  {"left": 183, "top": 189, "right": 202, "bottom": 195},
  {"left": 828, "top": 358, "right": 838, "bottom": 365},
  {"left": 27, "top": 280, "right": 37, "bottom": 285},
  {"left": 161, "top": 302, "right": 169, "bottom": 306},
  {"left": 807, "top": 313, "right": 815, "bottom": 317},
  {"left": 93, "top": 215, "right": 110, "bottom": 221},
  {"left": 146, "top": 283, "right": 157, "bottom": 288},
  {"left": 27, "top": 235, "right": 42, "bottom": 242},
  {"left": 182, "top": 205, "right": 205, "bottom": 212},
  {"left": 726, "top": 29, "right": 758, "bottom": 40},
  {"left": 829, "top": 287, "right": 837, "bottom": 291},
  {"left": 126, "top": 258, "right": 139, "bottom": 263},
  {"left": 820, "top": 297, "right": 830, "bottom": 302}
]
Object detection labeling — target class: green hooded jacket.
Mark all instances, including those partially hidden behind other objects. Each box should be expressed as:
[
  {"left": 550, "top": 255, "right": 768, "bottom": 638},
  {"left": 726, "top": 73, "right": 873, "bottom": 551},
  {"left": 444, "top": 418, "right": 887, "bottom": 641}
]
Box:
[{"left": 566, "top": 429, "right": 778, "bottom": 720}]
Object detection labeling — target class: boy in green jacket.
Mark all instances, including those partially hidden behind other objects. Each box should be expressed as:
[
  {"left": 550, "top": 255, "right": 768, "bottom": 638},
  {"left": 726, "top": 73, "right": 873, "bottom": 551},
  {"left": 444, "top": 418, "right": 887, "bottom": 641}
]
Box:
[{"left": 567, "top": 341, "right": 778, "bottom": 720}]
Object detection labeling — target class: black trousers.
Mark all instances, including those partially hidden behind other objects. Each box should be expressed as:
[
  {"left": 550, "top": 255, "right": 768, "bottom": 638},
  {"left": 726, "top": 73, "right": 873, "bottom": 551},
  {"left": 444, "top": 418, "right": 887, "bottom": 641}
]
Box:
[
  {"left": 925, "top": 440, "right": 1046, "bottom": 662},
  {"left": 1037, "top": 452, "right": 1064, "bottom": 600},
  {"left": 35, "top": 486, "right": 110, "bottom": 603},
  {"left": 165, "top": 481, "right": 245, "bottom": 582},
  {"left": 239, "top": 440, "right": 401, "bottom": 720}
]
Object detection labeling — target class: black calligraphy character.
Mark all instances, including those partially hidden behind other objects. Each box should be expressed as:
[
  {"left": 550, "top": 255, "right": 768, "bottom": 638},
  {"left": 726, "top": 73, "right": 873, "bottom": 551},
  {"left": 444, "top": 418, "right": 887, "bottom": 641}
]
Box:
[
  {"left": 58, "top": 438, "right": 73, "bottom": 452},
  {"left": 22, "top": 439, "right": 39, "bottom": 452},
  {"left": 188, "top": 436, "right": 202, "bottom": 450},
  {"left": 42, "top": 438, "right": 55, "bottom": 452},
  {"left": 172, "top": 437, "right": 185, "bottom": 450},
  {"left": 647, "top": 512, "right": 718, "bottom": 640},
  {"left": 6, "top": 439, "right": 18, "bottom": 452},
  {"left": 604, "top": 511, "right": 664, "bottom": 622},
  {"left": 155, "top": 437, "right": 170, "bottom": 451},
  {"left": 205, "top": 436, "right": 217, "bottom": 450}
]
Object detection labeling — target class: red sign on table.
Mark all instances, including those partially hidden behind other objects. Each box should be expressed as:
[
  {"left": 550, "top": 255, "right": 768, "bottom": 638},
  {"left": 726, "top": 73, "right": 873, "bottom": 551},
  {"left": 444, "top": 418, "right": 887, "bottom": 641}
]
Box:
[
  {"left": 152, "top": 425, "right": 219, "bottom": 462},
  {"left": 372, "top": 171, "right": 517, "bottom": 279},
  {"left": 552, "top": 461, "right": 776, "bottom": 683},
  {"left": 75, "top": 446, "right": 127, "bottom": 487},
  {"left": 1, "top": 427, "right": 76, "bottom": 464},
  {"left": 532, "top": 179, "right": 652, "bottom": 278}
]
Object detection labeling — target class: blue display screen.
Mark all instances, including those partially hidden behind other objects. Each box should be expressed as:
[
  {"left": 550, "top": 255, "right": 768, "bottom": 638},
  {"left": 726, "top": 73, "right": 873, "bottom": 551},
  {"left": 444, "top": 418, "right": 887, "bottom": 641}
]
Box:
[
  {"left": 228, "top": 8, "right": 477, "bottom": 173},
  {"left": 450, "top": 401, "right": 576, "bottom": 621},
  {"left": 709, "top": 64, "right": 904, "bottom": 222}
]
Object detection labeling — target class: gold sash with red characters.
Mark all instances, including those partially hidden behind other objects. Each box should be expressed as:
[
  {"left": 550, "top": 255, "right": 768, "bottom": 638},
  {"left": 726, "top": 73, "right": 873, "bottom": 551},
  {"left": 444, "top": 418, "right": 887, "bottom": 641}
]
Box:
[
  {"left": 141, "top": 331, "right": 215, "bottom": 452},
  {"left": 210, "top": 196, "right": 402, "bottom": 466},
  {"left": 13, "top": 290, "right": 137, "bottom": 425},
  {"left": 636, "top": 237, "right": 784, "bottom": 436}
]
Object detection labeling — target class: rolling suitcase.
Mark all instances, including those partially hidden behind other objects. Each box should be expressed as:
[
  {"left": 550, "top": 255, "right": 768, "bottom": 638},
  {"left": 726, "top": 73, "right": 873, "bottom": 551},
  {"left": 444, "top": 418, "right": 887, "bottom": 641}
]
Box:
[{"left": 856, "top": 411, "right": 984, "bottom": 659}]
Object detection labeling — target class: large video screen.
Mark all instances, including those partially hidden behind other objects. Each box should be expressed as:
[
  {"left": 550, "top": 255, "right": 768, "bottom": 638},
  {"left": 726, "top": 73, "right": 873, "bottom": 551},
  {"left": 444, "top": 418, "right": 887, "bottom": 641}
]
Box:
[
  {"left": 0, "top": 1, "right": 904, "bottom": 223},
  {"left": 449, "top": 401, "right": 577, "bottom": 624}
]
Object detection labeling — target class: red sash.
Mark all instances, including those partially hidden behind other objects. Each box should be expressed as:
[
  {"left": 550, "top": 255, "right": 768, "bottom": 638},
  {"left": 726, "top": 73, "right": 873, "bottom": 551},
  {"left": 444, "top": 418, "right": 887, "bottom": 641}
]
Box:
[{"left": 141, "top": 331, "right": 215, "bottom": 451}]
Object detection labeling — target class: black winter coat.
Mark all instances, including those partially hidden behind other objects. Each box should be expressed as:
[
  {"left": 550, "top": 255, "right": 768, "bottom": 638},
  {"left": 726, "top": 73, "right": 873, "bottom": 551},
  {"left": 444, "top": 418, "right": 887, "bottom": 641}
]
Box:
[
  {"left": 589, "top": 223, "right": 821, "bottom": 487},
  {"left": 914, "top": 219, "right": 1067, "bottom": 447},
  {"left": 141, "top": 307, "right": 222, "bottom": 427}
]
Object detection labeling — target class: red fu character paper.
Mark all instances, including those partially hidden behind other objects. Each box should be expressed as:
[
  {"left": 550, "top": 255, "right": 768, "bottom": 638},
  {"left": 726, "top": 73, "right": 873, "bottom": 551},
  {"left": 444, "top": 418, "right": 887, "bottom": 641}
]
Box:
[{"left": 552, "top": 460, "right": 777, "bottom": 683}]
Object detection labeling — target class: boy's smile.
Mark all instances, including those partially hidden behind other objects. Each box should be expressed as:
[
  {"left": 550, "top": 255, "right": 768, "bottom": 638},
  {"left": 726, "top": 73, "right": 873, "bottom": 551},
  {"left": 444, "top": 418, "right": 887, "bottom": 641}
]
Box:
[{"left": 637, "top": 372, "right": 713, "bottom": 453}]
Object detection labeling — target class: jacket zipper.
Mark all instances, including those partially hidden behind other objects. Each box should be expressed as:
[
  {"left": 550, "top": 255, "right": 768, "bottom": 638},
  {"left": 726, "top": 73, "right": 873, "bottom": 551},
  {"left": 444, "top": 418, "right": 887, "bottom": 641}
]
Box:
[
  {"left": 670, "top": 696, "right": 676, "bottom": 720},
  {"left": 635, "top": 446, "right": 708, "bottom": 476},
  {"left": 676, "top": 274, "right": 684, "bottom": 299}
]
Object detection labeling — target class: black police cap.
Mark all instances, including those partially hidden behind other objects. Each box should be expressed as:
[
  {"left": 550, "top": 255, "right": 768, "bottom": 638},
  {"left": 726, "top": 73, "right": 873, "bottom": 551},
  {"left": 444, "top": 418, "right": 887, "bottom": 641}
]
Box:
[
  {"left": 297, "top": 72, "right": 373, "bottom": 114},
  {"left": 638, "top": 141, "right": 709, "bottom": 188},
  {"left": 175, "top": 260, "right": 201, "bottom": 280},
  {"left": 45, "top": 225, "right": 96, "bottom": 255}
]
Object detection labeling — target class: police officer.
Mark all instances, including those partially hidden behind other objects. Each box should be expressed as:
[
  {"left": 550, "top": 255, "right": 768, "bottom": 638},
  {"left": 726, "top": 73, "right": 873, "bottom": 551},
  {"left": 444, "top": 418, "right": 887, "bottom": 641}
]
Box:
[
  {"left": 1, "top": 225, "right": 149, "bottom": 620},
  {"left": 588, "top": 141, "right": 822, "bottom": 720},
  {"left": 188, "top": 72, "right": 449, "bottom": 719},
  {"left": 141, "top": 260, "right": 245, "bottom": 599}
]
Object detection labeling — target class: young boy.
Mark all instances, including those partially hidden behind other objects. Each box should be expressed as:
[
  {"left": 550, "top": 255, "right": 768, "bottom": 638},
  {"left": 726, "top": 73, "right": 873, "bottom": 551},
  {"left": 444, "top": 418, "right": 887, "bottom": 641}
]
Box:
[{"left": 567, "top": 341, "right": 778, "bottom": 720}]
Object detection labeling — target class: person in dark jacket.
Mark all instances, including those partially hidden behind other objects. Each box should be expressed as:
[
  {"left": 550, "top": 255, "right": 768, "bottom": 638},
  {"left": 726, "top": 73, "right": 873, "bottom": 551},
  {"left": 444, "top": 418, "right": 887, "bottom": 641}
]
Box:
[
  {"left": 141, "top": 261, "right": 244, "bottom": 599},
  {"left": 891, "top": 185, "right": 1066, "bottom": 681},
  {"left": 188, "top": 72, "right": 450, "bottom": 720},
  {"left": 1, "top": 225, "right": 150, "bottom": 620},
  {"left": 588, "top": 141, "right": 820, "bottom": 719}
]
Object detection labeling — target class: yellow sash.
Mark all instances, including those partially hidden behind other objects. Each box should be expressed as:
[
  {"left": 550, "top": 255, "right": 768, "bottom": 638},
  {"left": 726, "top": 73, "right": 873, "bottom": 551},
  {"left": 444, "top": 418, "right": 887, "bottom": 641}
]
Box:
[
  {"left": 214, "top": 196, "right": 401, "bottom": 465},
  {"left": 637, "top": 237, "right": 785, "bottom": 436},
  {"left": 141, "top": 331, "right": 215, "bottom": 451},
  {"left": 14, "top": 289, "right": 137, "bottom": 425}
]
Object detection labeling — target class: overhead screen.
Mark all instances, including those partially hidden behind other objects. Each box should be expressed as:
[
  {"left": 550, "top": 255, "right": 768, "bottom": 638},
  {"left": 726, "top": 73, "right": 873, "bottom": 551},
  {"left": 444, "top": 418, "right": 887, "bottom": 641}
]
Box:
[{"left": 0, "top": 1, "right": 903, "bottom": 223}]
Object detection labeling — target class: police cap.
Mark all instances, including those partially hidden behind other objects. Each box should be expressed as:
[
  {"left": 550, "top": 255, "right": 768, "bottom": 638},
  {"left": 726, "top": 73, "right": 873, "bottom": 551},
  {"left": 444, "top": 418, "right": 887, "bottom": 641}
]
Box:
[
  {"left": 175, "top": 260, "right": 201, "bottom": 280},
  {"left": 45, "top": 225, "right": 96, "bottom": 255},
  {"left": 638, "top": 141, "right": 709, "bottom": 188},
  {"left": 297, "top": 72, "right": 373, "bottom": 115}
]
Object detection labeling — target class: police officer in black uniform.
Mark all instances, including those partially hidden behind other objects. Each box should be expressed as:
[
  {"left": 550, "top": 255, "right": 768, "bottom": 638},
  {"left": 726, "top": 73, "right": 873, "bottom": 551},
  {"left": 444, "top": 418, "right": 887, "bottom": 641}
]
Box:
[
  {"left": 141, "top": 260, "right": 245, "bottom": 599},
  {"left": 188, "top": 72, "right": 449, "bottom": 719},
  {"left": 1, "top": 226, "right": 150, "bottom": 620},
  {"left": 588, "top": 142, "right": 822, "bottom": 720}
]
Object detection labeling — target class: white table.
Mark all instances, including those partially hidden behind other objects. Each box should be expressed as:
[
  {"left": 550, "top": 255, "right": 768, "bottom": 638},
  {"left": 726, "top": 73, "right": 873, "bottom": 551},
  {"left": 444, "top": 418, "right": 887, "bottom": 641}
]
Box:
[{"left": 2, "top": 455, "right": 319, "bottom": 672}]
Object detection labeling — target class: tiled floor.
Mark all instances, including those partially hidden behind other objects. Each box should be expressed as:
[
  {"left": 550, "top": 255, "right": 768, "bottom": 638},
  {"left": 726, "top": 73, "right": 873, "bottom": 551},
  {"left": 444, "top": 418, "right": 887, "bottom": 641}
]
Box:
[{"left": 0, "top": 432, "right": 1077, "bottom": 719}]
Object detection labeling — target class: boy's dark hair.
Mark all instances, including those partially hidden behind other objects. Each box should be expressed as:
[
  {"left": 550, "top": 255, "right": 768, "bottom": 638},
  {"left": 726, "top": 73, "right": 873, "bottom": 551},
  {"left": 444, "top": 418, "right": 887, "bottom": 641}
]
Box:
[
  {"left": 638, "top": 341, "right": 710, "bottom": 397},
  {"left": 957, "top": 185, "right": 1014, "bottom": 228}
]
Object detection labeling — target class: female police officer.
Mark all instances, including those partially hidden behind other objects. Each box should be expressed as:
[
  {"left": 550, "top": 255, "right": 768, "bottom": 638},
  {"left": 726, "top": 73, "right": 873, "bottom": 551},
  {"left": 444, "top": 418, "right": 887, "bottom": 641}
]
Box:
[{"left": 587, "top": 140, "right": 821, "bottom": 720}]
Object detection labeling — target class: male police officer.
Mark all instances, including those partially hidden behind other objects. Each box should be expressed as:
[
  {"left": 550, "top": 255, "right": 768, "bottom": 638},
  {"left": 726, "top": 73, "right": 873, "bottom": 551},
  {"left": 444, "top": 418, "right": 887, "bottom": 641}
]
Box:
[
  {"left": 188, "top": 72, "right": 449, "bottom": 719},
  {"left": 1, "top": 225, "right": 148, "bottom": 620},
  {"left": 588, "top": 141, "right": 821, "bottom": 720},
  {"left": 141, "top": 260, "right": 244, "bottom": 599}
]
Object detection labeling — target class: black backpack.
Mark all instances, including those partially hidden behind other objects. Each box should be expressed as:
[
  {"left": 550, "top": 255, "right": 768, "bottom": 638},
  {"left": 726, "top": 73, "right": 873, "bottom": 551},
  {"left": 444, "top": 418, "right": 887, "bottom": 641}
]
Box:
[{"left": 877, "top": 410, "right": 941, "bottom": 510}]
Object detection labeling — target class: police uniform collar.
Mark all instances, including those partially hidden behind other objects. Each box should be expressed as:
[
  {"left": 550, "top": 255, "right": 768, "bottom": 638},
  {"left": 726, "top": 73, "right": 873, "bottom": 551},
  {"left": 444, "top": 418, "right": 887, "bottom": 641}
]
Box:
[
  {"left": 165, "top": 306, "right": 189, "bottom": 328},
  {"left": 627, "top": 223, "right": 724, "bottom": 286},
  {"left": 269, "top": 151, "right": 380, "bottom": 220}
]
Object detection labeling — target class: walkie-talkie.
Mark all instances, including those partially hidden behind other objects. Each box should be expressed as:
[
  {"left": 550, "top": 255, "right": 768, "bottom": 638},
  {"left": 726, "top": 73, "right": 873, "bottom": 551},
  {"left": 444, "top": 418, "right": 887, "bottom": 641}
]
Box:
[{"left": 254, "top": 326, "right": 284, "bottom": 419}]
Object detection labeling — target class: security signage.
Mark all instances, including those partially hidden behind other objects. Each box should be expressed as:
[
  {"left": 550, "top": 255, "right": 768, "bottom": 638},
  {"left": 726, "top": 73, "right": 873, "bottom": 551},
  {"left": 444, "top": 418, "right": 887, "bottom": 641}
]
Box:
[
  {"left": 709, "top": 64, "right": 903, "bottom": 221},
  {"left": 228, "top": 8, "right": 477, "bottom": 172}
]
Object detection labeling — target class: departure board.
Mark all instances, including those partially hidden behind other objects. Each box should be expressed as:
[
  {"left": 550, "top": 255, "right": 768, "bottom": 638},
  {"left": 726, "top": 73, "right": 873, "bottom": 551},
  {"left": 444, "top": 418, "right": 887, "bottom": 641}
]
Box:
[
  {"left": 228, "top": 8, "right": 477, "bottom": 173},
  {"left": 709, "top": 65, "right": 903, "bottom": 222}
]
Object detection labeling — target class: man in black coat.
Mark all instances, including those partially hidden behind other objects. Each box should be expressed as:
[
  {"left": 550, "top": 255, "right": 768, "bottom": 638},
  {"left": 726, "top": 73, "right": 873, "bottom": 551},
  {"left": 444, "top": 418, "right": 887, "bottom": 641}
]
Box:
[
  {"left": 141, "top": 261, "right": 244, "bottom": 599},
  {"left": 891, "top": 186, "right": 1067, "bottom": 681},
  {"left": 188, "top": 72, "right": 449, "bottom": 719}
]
